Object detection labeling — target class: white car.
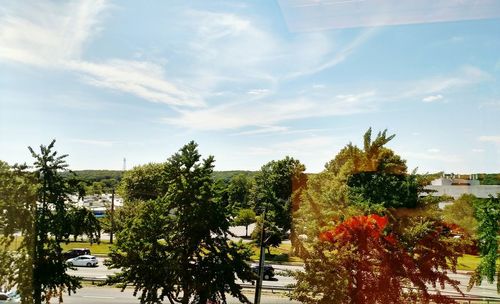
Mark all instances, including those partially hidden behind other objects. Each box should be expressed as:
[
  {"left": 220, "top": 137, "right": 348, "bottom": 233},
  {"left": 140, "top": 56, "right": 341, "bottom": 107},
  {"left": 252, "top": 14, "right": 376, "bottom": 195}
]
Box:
[
  {"left": 66, "top": 255, "right": 98, "bottom": 267},
  {"left": 0, "top": 290, "right": 20, "bottom": 303}
]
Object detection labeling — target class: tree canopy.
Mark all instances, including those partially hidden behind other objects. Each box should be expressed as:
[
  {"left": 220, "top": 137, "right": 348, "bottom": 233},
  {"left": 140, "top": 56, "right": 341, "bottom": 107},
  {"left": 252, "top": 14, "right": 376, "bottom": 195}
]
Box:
[
  {"left": 292, "top": 128, "right": 465, "bottom": 303},
  {"left": 106, "top": 141, "right": 254, "bottom": 304}
]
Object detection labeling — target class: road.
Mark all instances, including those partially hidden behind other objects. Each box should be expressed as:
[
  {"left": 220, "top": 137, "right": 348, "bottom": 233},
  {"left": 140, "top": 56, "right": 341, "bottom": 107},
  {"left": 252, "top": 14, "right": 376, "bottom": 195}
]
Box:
[
  {"left": 62, "top": 286, "right": 297, "bottom": 304},
  {"left": 68, "top": 259, "right": 500, "bottom": 300}
]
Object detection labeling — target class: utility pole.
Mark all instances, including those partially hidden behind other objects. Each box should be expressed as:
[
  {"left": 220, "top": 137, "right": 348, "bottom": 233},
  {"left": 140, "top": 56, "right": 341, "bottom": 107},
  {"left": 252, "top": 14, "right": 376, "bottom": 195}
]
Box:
[
  {"left": 254, "top": 208, "right": 266, "bottom": 304},
  {"left": 110, "top": 188, "right": 115, "bottom": 244}
]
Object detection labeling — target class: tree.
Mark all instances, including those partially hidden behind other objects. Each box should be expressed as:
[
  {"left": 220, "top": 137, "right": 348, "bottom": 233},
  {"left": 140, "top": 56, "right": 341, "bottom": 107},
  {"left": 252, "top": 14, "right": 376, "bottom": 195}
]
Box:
[
  {"left": 252, "top": 156, "right": 305, "bottom": 249},
  {"left": 0, "top": 161, "right": 36, "bottom": 303},
  {"left": 292, "top": 129, "right": 465, "bottom": 303},
  {"left": 106, "top": 141, "right": 255, "bottom": 304},
  {"left": 468, "top": 194, "right": 500, "bottom": 291},
  {"left": 118, "top": 162, "right": 167, "bottom": 201},
  {"left": 227, "top": 174, "right": 253, "bottom": 213},
  {"left": 442, "top": 194, "right": 478, "bottom": 237},
  {"left": 29, "top": 140, "right": 101, "bottom": 304},
  {"left": 293, "top": 214, "right": 463, "bottom": 304},
  {"left": 233, "top": 208, "right": 256, "bottom": 237}
]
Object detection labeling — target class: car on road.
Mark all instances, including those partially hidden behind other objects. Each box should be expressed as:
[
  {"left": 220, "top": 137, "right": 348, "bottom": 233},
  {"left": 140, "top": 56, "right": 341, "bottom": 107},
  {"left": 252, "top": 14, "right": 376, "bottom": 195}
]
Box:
[
  {"left": 66, "top": 255, "right": 98, "bottom": 267},
  {"left": 0, "top": 290, "right": 20, "bottom": 303},
  {"left": 63, "top": 248, "right": 91, "bottom": 259},
  {"left": 251, "top": 265, "right": 275, "bottom": 280}
]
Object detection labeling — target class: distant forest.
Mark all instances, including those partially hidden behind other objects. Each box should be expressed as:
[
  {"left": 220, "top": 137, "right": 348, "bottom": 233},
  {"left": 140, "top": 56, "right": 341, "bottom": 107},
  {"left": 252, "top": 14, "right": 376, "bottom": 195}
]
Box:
[{"left": 62, "top": 170, "right": 500, "bottom": 185}]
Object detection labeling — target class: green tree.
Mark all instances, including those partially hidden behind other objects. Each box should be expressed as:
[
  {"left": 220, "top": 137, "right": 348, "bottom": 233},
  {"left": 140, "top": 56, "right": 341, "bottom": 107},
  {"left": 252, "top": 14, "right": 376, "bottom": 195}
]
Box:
[
  {"left": 233, "top": 208, "right": 256, "bottom": 237},
  {"left": 252, "top": 156, "right": 305, "bottom": 249},
  {"left": 119, "top": 162, "right": 167, "bottom": 201},
  {"left": 0, "top": 161, "right": 36, "bottom": 303},
  {"left": 468, "top": 194, "right": 500, "bottom": 291},
  {"left": 227, "top": 174, "right": 253, "bottom": 212},
  {"left": 106, "top": 141, "right": 254, "bottom": 304},
  {"left": 442, "top": 194, "right": 478, "bottom": 237},
  {"left": 29, "top": 140, "right": 101, "bottom": 304}
]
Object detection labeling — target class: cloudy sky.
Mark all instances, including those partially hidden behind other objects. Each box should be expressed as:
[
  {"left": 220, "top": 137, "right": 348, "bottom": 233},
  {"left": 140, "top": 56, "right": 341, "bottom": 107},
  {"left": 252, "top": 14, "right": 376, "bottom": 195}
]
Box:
[{"left": 1, "top": 0, "right": 499, "bottom": 173}]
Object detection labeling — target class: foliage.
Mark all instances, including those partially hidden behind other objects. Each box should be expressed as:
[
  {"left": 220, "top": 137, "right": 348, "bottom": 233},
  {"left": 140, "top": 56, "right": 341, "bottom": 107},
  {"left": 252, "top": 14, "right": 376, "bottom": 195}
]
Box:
[
  {"left": 227, "top": 174, "right": 253, "bottom": 212},
  {"left": 0, "top": 161, "right": 36, "bottom": 303},
  {"left": 293, "top": 214, "right": 463, "bottom": 304},
  {"left": 67, "top": 206, "right": 101, "bottom": 243},
  {"left": 293, "top": 128, "right": 464, "bottom": 304},
  {"left": 106, "top": 141, "right": 254, "bottom": 304},
  {"left": 442, "top": 194, "right": 478, "bottom": 237},
  {"left": 118, "top": 162, "right": 167, "bottom": 201},
  {"left": 468, "top": 194, "right": 500, "bottom": 291},
  {"left": 477, "top": 173, "right": 500, "bottom": 185},
  {"left": 233, "top": 208, "right": 256, "bottom": 237},
  {"left": 252, "top": 156, "right": 305, "bottom": 248},
  {"left": 29, "top": 140, "right": 101, "bottom": 304}
]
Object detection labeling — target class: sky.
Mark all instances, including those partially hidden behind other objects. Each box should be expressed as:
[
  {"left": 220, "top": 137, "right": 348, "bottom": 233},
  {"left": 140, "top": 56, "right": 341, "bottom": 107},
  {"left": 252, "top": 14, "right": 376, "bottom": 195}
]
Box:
[{"left": 1, "top": 0, "right": 499, "bottom": 173}]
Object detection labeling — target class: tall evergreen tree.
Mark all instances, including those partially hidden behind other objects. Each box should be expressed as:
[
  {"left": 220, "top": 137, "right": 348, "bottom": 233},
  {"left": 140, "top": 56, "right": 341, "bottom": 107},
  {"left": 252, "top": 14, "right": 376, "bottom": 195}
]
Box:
[
  {"left": 106, "top": 141, "right": 254, "bottom": 304},
  {"left": 29, "top": 140, "right": 100, "bottom": 304}
]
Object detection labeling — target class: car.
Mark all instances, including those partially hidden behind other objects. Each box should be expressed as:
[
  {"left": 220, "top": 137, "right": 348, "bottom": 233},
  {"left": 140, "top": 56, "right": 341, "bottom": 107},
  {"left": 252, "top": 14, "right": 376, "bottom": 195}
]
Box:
[
  {"left": 63, "top": 248, "right": 91, "bottom": 259},
  {"left": 251, "top": 265, "right": 275, "bottom": 280},
  {"left": 0, "top": 290, "right": 20, "bottom": 303},
  {"left": 66, "top": 255, "right": 98, "bottom": 267}
]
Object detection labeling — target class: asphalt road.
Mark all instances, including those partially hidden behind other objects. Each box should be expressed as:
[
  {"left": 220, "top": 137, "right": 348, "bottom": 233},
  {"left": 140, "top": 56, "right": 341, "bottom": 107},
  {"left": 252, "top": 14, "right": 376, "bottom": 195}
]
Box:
[
  {"left": 62, "top": 286, "right": 298, "bottom": 304},
  {"left": 68, "top": 259, "right": 500, "bottom": 300}
]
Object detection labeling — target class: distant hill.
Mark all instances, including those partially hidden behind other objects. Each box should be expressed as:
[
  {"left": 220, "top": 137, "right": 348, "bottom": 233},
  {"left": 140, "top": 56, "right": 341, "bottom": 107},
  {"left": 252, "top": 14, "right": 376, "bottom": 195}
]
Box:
[{"left": 64, "top": 169, "right": 258, "bottom": 183}]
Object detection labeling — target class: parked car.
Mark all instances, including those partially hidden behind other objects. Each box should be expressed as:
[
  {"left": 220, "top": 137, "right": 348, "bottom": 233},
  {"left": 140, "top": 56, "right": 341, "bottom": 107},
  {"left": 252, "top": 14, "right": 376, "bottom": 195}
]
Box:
[
  {"left": 63, "top": 248, "right": 91, "bottom": 259},
  {"left": 251, "top": 265, "right": 275, "bottom": 280},
  {"left": 66, "top": 255, "right": 98, "bottom": 267},
  {"left": 0, "top": 290, "right": 20, "bottom": 303}
]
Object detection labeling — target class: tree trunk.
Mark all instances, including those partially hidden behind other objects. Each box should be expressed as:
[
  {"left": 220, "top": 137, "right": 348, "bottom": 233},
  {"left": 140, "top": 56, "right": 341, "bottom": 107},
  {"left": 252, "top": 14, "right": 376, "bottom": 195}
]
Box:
[{"left": 245, "top": 225, "right": 248, "bottom": 237}]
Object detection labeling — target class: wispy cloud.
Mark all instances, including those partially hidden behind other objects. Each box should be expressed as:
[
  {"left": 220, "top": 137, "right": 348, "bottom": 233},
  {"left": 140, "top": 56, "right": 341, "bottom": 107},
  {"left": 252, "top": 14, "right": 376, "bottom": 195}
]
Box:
[
  {"left": 0, "top": 0, "right": 107, "bottom": 66},
  {"left": 286, "top": 28, "right": 377, "bottom": 79},
  {"left": 427, "top": 148, "right": 441, "bottom": 153},
  {"left": 395, "top": 66, "right": 491, "bottom": 100},
  {"left": 66, "top": 60, "right": 204, "bottom": 107},
  {"left": 478, "top": 135, "right": 500, "bottom": 144},
  {"left": 164, "top": 91, "right": 376, "bottom": 130},
  {"left": 70, "top": 138, "right": 115, "bottom": 147},
  {"left": 401, "top": 151, "right": 462, "bottom": 163},
  {"left": 422, "top": 94, "right": 444, "bottom": 103},
  {"left": 0, "top": 1, "right": 203, "bottom": 108}
]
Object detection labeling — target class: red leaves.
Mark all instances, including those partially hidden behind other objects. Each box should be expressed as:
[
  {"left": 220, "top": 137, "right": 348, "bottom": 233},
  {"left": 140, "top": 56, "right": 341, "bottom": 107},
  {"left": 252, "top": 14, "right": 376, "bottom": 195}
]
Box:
[
  {"left": 322, "top": 214, "right": 394, "bottom": 246},
  {"left": 317, "top": 215, "right": 463, "bottom": 303}
]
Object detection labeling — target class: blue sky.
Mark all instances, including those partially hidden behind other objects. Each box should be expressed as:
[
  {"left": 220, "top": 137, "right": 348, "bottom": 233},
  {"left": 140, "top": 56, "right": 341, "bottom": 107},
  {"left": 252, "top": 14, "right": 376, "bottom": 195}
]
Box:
[{"left": 1, "top": 0, "right": 499, "bottom": 173}]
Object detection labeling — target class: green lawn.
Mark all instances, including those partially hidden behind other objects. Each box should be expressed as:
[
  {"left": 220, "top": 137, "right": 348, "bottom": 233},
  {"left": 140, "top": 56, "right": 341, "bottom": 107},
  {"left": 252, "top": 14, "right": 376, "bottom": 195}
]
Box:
[{"left": 6, "top": 236, "right": 497, "bottom": 271}]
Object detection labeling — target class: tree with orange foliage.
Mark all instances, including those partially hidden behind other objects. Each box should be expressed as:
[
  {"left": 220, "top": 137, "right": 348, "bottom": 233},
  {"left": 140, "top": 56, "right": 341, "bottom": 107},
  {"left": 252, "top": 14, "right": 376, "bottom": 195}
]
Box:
[{"left": 292, "top": 129, "right": 465, "bottom": 304}]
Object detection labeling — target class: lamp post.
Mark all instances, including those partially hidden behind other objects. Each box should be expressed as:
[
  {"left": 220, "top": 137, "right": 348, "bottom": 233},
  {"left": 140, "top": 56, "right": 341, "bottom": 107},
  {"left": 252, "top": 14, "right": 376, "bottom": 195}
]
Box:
[{"left": 254, "top": 208, "right": 266, "bottom": 304}]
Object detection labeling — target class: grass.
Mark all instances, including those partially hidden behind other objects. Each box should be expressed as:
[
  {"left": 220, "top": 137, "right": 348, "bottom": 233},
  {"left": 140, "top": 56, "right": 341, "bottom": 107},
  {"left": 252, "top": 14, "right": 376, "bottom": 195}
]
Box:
[
  {"left": 6, "top": 236, "right": 497, "bottom": 271},
  {"left": 60, "top": 241, "right": 112, "bottom": 255}
]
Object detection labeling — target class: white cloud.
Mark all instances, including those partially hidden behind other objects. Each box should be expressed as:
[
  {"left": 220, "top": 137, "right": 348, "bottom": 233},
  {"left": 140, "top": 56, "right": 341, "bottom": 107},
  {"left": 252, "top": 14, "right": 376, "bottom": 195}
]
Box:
[
  {"left": 401, "top": 151, "right": 462, "bottom": 163},
  {"left": 247, "top": 89, "right": 270, "bottom": 96},
  {"left": 478, "top": 136, "right": 500, "bottom": 144},
  {"left": 234, "top": 125, "right": 289, "bottom": 136},
  {"left": 70, "top": 138, "right": 115, "bottom": 147},
  {"left": 164, "top": 91, "right": 376, "bottom": 130},
  {"left": 66, "top": 60, "right": 204, "bottom": 107},
  {"left": 472, "top": 148, "right": 484, "bottom": 153},
  {"left": 427, "top": 148, "right": 440, "bottom": 153},
  {"left": 402, "top": 66, "right": 491, "bottom": 99},
  {"left": 0, "top": 1, "right": 203, "bottom": 108},
  {"left": 0, "top": 0, "right": 107, "bottom": 66},
  {"left": 422, "top": 94, "right": 443, "bottom": 103},
  {"left": 286, "top": 28, "right": 377, "bottom": 79}
]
